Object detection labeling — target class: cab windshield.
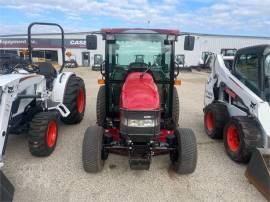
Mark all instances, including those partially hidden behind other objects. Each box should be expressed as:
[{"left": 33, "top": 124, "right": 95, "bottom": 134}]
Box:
[{"left": 107, "top": 34, "right": 173, "bottom": 82}]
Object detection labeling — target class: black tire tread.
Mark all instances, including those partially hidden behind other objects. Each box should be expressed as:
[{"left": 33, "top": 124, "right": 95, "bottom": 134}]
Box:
[
  {"left": 96, "top": 86, "right": 106, "bottom": 127},
  {"left": 174, "top": 128, "right": 197, "bottom": 174},
  {"left": 28, "top": 112, "right": 58, "bottom": 157},
  {"left": 61, "top": 75, "right": 86, "bottom": 124},
  {"left": 234, "top": 116, "right": 263, "bottom": 148},
  {"left": 172, "top": 87, "right": 180, "bottom": 125},
  {"left": 204, "top": 102, "right": 229, "bottom": 139},
  {"left": 82, "top": 126, "right": 104, "bottom": 173},
  {"left": 224, "top": 116, "right": 263, "bottom": 163}
]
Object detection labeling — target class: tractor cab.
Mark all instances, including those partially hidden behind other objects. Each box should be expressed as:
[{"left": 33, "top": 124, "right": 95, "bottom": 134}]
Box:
[
  {"left": 83, "top": 29, "right": 197, "bottom": 172},
  {"left": 89, "top": 29, "right": 182, "bottom": 126},
  {"left": 232, "top": 45, "right": 270, "bottom": 103},
  {"left": 221, "top": 48, "right": 237, "bottom": 70}
]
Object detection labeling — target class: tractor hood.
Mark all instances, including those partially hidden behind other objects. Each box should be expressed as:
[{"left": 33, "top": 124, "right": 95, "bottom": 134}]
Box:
[
  {"left": 0, "top": 74, "right": 27, "bottom": 87},
  {"left": 0, "top": 74, "right": 43, "bottom": 88},
  {"left": 120, "top": 72, "right": 160, "bottom": 110}
]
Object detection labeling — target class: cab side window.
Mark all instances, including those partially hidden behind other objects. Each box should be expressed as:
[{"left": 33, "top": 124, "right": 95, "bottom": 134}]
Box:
[{"left": 235, "top": 54, "right": 260, "bottom": 95}]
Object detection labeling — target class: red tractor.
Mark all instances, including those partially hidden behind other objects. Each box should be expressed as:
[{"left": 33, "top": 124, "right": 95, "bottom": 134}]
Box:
[{"left": 82, "top": 29, "right": 197, "bottom": 173}]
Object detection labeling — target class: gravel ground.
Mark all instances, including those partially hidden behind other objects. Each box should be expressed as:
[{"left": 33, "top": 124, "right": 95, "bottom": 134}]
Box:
[{"left": 2, "top": 67, "right": 266, "bottom": 202}]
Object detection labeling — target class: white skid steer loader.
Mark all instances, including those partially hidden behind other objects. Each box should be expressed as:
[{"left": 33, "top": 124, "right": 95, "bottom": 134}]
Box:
[
  {"left": 204, "top": 44, "right": 270, "bottom": 200},
  {"left": 0, "top": 22, "right": 86, "bottom": 201}
]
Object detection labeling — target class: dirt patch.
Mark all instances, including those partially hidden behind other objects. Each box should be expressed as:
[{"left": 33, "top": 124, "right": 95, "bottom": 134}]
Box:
[
  {"left": 109, "top": 164, "right": 117, "bottom": 169},
  {"left": 167, "top": 164, "right": 177, "bottom": 180}
]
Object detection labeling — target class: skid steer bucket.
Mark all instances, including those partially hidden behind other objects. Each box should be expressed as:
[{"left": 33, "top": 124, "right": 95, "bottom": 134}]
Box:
[
  {"left": 245, "top": 148, "right": 270, "bottom": 200},
  {"left": 0, "top": 170, "right": 14, "bottom": 202}
]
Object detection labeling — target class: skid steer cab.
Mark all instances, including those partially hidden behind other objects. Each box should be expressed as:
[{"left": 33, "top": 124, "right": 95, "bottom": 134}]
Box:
[
  {"left": 203, "top": 44, "right": 270, "bottom": 199},
  {"left": 82, "top": 29, "right": 197, "bottom": 173}
]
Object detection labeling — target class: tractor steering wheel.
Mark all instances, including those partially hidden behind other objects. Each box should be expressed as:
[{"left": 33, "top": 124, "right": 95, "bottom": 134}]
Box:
[{"left": 19, "top": 62, "right": 39, "bottom": 73}]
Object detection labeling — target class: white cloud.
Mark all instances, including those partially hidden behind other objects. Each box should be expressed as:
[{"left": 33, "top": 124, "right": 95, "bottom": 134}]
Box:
[{"left": 0, "top": 0, "right": 269, "bottom": 36}]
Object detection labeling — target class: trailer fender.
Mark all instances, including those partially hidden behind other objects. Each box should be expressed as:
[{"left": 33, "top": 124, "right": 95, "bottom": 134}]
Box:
[{"left": 51, "top": 72, "right": 75, "bottom": 103}]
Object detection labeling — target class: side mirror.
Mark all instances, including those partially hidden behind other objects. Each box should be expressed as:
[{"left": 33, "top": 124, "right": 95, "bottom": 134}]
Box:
[
  {"left": 184, "top": 35, "right": 195, "bottom": 51},
  {"left": 86, "top": 35, "right": 97, "bottom": 50},
  {"left": 164, "top": 39, "right": 170, "bottom": 45}
]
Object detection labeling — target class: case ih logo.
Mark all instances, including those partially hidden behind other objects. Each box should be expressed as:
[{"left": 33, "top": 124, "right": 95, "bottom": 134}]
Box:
[
  {"left": 70, "top": 40, "right": 86, "bottom": 46},
  {"left": 0, "top": 38, "right": 86, "bottom": 49}
]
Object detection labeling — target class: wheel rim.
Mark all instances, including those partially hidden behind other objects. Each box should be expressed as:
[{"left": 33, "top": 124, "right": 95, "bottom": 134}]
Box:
[
  {"left": 227, "top": 125, "right": 240, "bottom": 152},
  {"left": 206, "top": 111, "right": 214, "bottom": 132},
  {"left": 46, "top": 120, "right": 57, "bottom": 148},
  {"left": 77, "top": 88, "right": 85, "bottom": 113}
]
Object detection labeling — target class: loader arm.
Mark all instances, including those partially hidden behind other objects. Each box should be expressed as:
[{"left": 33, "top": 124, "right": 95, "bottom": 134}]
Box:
[
  {"left": 0, "top": 87, "right": 13, "bottom": 163},
  {"left": 0, "top": 75, "right": 43, "bottom": 161},
  {"left": 205, "top": 54, "right": 270, "bottom": 148}
]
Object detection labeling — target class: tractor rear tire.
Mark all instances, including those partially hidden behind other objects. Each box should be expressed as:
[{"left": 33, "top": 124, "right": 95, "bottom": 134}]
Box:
[
  {"left": 96, "top": 86, "right": 106, "bottom": 127},
  {"left": 28, "top": 112, "right": 58, "bottom": 157},
  {"left": 204, "top": 103, "right": 229, "bottom": 139},
  {"left": 172, "top": 87, "right": 180, "bottom": 125},
  {"left": 61, "top": 75, "right": 86, "bottom": 124},
  {"left": 172, "top": 128, "right": 197, "bottom": 174},
  {"left": 223, "top": 116, "right": 263, "bottom": 163},
  {"left": 82, "top": 126, "right": 105, "bottom": 173}
]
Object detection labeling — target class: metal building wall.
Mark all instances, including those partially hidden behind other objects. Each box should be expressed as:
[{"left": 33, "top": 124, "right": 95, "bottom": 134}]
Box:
[
  {"left": 176, "top": 35, "right": 270, "bottom": 66},
  {"left": 0, "top": 33, "right": 105, "bottom": 66},
  {"left": 1, "top": 32, "right": 269, "bottom": 67}
]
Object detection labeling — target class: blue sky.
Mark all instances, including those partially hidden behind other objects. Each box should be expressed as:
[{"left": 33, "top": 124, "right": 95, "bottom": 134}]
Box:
[{"left": 0, "top": 0, "right": 269, "bottom": 36}]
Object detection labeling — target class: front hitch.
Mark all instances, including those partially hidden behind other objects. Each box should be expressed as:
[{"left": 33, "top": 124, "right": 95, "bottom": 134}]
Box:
[{"left": 129, "top": 144, "right": 152, "bottom": 170}]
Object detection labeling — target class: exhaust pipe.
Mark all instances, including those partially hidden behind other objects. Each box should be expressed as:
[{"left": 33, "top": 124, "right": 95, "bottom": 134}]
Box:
[
  {"left": 245, "top": 148, "right": 270, "bottom": 200},
  {"left": 0, "top": 170, "right": 14, "bottom": 202}
]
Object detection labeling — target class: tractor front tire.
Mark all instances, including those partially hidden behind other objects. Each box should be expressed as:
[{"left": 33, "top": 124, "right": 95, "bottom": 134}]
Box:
[
  {"left": 61, "top": 75, "right": 86, "bottom": 124},
  {"left": 82, "top": 126, "right": 105, "bottom": 173},
  {"left": 204, "top": 103, "right": 229, "bottom": 139},
  {"left": 172, "top": 87, "right": 180, "bottom": 125},
  {"left": 28, "top": 112, "right": 58, "bottom": 157},
  {"left": 223, "top": 117, "right": 263, "bottom": 163},
  {"left": 96, "top": 86, "right": 106, "bottom": 127},
  {"left": 172, "top": 128, "right": 197, "bottom": 174}
]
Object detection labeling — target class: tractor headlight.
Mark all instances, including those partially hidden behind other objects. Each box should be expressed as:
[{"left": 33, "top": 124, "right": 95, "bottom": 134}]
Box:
[
  {"left": 127, "top": 119, "right": 155, "bottom": 128},
  {"left": 120, "top": 109, "right": 160, "bottom": 136}
]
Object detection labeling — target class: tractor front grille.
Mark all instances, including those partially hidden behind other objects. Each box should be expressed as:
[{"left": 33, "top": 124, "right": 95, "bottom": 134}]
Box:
[{"left": 120, "top": 109, "right": 161, "bottom": 139}]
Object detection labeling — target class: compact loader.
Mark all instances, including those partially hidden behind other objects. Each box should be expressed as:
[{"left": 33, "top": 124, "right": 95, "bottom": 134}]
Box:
[
  {"left": 0, "top": 22, "right": 86, "bottom": 201},
  {"left": 204, "top": 45, "right": 270, "bottom": 199}
]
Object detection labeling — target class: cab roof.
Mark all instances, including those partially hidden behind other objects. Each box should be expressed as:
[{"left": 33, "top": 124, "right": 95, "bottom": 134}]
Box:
[
  {"left": 236, "top": 44, "right": 270, "bottom": 56},
  {"left": 100, "top": 28, "right": 180, "bottom": 35}
]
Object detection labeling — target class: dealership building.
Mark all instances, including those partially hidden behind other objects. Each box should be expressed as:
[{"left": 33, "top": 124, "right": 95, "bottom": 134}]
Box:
[
  {"left": 0, "top": 31, "right": 269, "bottom": 67},
  {"left": 0, "top": 33, "right": 104, "bottom": 67}
]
